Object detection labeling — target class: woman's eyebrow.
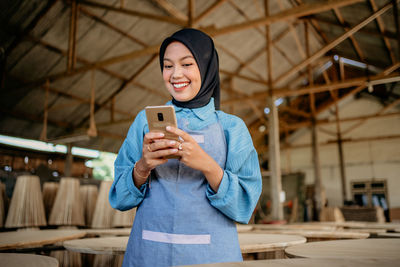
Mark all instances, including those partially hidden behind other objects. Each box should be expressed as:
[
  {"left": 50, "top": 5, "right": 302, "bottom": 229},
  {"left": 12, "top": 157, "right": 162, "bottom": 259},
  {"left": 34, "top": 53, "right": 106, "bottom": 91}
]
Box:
[{"left": 163, "top": 55, "right": 194, "bottom": 62}]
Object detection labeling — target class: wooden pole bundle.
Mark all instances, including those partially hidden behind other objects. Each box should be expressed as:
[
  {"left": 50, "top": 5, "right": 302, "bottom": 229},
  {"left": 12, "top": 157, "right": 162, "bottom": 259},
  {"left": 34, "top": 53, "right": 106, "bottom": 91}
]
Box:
[
  {"left": 80, "top": 184, "right": 98, "bottom": 227},
  {"left": 112, "top": 208, "right": 136, "bottom": 228},
  {"left": 42, "top": 182, "right": 59, "bottom": 220},
  {"left": 50, "top": 250, "right": 81, "bottom": 267},
  {"left": 49, "top": 177, "right": 85, "bottom": 226},
  {"left": 93, "top": 254, "right": 123, "bottom": 267},
  {"left": 91, "top": 181, "right": 115, "bottom": 228},
  {"left": 5, "top": 175, "right": 47, "bottom": 228}
]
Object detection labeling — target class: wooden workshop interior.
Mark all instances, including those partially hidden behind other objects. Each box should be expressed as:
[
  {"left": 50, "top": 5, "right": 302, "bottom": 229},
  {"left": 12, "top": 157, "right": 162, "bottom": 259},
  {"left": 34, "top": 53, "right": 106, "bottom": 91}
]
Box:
[{"left": 1, "top": 0, "right": 400, "bottom": 266}]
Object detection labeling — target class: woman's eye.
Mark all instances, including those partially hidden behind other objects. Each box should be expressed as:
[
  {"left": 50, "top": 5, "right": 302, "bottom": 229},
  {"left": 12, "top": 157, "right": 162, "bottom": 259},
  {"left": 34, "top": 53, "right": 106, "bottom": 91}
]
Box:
[
  {"left": 183, "top": 63, "right": 193, "bottom": 67},
  {"left": 164, "top": 65, "right": 173, "bottom": 69}
]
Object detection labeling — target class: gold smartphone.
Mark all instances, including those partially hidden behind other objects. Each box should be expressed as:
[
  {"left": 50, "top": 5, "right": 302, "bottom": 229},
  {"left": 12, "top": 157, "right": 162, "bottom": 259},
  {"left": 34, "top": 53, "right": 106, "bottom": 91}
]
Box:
[{"left": 145, "top": 105, "right": 179, "bottom": 158}]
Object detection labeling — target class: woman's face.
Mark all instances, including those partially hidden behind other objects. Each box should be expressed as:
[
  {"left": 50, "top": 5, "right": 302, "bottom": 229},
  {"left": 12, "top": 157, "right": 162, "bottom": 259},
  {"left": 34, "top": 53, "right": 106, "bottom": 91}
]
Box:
[{"left": 162, "top": 42, "right": 201, "bottom": 102}]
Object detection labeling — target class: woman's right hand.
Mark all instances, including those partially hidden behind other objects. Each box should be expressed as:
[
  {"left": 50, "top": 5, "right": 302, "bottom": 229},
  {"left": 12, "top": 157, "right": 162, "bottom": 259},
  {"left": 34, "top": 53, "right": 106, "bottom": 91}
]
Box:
[{"left": 133, "top": 132, "right": 178, "bottom": 188}]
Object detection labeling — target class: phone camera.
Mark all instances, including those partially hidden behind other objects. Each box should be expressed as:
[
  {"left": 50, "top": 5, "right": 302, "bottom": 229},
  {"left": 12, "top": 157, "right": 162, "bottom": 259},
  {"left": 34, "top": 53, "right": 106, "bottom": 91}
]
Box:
[{"left": 157, "top": 112, "right": 164, "bottom": 121}]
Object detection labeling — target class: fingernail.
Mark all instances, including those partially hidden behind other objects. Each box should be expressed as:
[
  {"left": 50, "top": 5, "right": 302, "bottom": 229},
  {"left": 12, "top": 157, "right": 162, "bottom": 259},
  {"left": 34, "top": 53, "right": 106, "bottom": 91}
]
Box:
[
  {"left": 169, "top": 141, "right": 176, "bottom": 145},
  {"left": 171, "top": 149, "right": 178, "bottom": 152},
  {"left": 166, "top": 126, "right": 171, "bottom": 130}
]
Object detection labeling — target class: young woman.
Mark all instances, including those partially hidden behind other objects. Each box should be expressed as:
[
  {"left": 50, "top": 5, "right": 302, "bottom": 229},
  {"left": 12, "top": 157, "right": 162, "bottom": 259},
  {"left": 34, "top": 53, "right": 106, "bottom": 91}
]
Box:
[{"left": 110, "top": 28, "right": 262, "bottom": 267}]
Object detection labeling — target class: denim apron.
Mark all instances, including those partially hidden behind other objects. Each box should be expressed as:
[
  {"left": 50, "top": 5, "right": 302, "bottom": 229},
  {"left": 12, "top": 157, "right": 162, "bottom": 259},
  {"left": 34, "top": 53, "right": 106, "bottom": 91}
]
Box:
[{"left": 122, "top": 116, "right": 242, "bottom": 267}]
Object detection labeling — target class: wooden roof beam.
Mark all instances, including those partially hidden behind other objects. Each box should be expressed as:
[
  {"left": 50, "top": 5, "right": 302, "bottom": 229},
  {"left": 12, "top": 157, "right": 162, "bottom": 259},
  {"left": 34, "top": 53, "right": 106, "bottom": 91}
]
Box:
[
  {"left": 273, "top": 1, "right": 396, "bottom": 85},
  {"left": 369, "top": 0, "right": 396, "bottom": 63},
  {"left": 222, "top": 72, "right": 400, "bottom": 104},
  {"left": 15, "top": 44, "right": 159, "bottom": 91},
  {"left": 307, "top": 16, "right": 399, "bottom": 40},
  {"left": 151, "top": 0, "right": 188, "bottom": 21},
  {"left": 78, "top": 0, "right": 187, "bottom": 26},
  {"left": 202, "top": 0, "right": 364, "bottom": 36},
  {"left": 192, "top": 0, "right": 228, "bottom": 26},
  {"left": 333, "top": 7, "right": 365, "bottom": 62},
  {"left": 79, "top": 7, "right": 147, "bottom": 47},
  {"left": 75, "top": 55, "right": 158, "bottom": 128}
]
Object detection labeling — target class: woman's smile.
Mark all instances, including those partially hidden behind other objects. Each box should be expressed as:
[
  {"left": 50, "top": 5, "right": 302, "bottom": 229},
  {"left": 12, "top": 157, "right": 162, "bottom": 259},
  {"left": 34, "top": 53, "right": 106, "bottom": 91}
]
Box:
[{"left": 172, "top": 81, "right": 190, "bottom": 91}]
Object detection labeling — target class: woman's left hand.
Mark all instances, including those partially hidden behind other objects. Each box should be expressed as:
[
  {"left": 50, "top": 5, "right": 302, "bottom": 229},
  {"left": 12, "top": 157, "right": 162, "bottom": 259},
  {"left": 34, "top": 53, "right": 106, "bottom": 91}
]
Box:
[{"left": 166, "top": 126, "right": 223, "bottom": 191}]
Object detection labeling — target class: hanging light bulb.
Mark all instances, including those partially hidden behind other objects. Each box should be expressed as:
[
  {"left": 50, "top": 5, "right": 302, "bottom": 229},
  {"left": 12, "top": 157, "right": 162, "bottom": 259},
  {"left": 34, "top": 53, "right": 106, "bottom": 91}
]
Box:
[{"left": 368, "top": 83, "right": 373, "bottom": 93}]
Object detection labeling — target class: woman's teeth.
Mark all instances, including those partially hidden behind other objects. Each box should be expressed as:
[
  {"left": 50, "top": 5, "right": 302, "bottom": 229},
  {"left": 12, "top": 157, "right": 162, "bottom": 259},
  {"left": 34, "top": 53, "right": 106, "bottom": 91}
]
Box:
[{"left": 173, "top": 82, "right": 189, "bottom": 88}]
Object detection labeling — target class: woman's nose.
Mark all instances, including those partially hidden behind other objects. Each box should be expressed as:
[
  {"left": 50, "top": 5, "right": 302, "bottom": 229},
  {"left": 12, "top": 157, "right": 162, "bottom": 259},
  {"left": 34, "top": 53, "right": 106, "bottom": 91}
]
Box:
[{"left": 172, "top": 66, "right": 183, "bottom": 78}]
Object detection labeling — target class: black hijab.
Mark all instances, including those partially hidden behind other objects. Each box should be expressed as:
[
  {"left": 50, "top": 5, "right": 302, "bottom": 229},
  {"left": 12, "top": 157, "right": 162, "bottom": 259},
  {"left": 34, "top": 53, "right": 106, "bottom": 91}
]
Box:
[{"left": 159, "top": 28, "right": 220, "bottom": 110}]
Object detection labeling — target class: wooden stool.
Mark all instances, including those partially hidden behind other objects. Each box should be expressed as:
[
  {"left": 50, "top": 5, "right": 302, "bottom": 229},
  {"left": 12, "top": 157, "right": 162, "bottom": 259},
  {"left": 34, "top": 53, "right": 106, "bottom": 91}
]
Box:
[
  {"left": 92, "top": 181, "right": 115, "bottom": 228},
  {"left": 5, "top": 175, "right": 46, "bottom": 228},
  {"left": 42, "top": 182, "right": 59, "bottom": 220},
  {"left": 80, "top": 184, "right": 98, "bottom": 227},
  {"left": 49, "top": 177, "right": 85, "bottom": 226}
]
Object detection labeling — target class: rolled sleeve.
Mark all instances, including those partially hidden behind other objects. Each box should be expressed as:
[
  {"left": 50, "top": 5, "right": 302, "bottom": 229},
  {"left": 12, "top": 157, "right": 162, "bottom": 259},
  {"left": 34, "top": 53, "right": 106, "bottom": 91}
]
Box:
[
  {"left": 206, "top": 112, "right": 262, "bottom": 224},
  {"left": 109, "top": 111, "right": 148, "bottom": 211}
]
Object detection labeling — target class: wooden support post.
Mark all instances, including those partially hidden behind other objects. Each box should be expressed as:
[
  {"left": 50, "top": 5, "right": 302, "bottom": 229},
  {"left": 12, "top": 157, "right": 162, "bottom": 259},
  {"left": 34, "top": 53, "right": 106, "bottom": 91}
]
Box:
[
  {"left": 40, "top": 80, "right": 49, "bottom": 141},
  {"left": 87, "top": 70, "right": 97, "bottom": 137},
  {"left": 265, "top": 0, "right": 283, "bottom": 221},
  {"left": 67, "top": 0, "right": 78, "bottom": 72},
  {"left": 331, "top": 91, "right": 347, "bottom": 204},
  {"left": 306, "top": 21, "right": 324, "bottom": 216},
  {"left": 111, "top": 97, "right": 115, "bottom": 123},
  {"left": 188, "top": 0, "right": 195, "bottom": 27},
  {"left": 65, "top": 144, "right": 73, "bottom": 177}
]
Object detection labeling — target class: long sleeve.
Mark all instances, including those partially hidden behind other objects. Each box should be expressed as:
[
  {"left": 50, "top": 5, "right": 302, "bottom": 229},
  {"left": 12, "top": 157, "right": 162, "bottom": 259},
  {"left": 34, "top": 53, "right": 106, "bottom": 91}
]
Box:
[
  {"left": 109, "top": 110, "right": 148, "bottom": 211},
  {"left": 206, "top": 112, "right": 262, "bottom": 224}
]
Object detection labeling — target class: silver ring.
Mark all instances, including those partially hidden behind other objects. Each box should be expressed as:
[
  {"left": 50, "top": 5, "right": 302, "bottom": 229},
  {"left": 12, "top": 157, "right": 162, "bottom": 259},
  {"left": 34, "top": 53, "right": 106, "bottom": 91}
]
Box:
[{"left": 178, "top": 143, "right": 183, "bottom": 150}]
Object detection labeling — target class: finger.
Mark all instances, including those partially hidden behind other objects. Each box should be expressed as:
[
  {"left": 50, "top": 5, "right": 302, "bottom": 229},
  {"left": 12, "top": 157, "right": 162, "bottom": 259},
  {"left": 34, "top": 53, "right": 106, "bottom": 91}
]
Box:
[
  {"left": 166, "top": 126, "right": 192, "bottom": 142},
  {"left": 151, "top": 140, "right": 178, "bottom": 151},
  {"left": 144, "top": 131, "right": 165, "bottom": 144},
  {"left": 152, "top": 148, "right": 179, "bottom": 158}
]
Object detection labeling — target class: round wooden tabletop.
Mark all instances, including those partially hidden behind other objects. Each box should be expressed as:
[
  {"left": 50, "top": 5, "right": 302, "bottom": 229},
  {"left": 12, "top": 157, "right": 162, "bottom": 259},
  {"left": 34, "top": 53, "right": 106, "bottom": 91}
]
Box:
[
  {"left": 64, "top": 236, "right": 128, "bottom": 255},
  {"left": 377, "top": 232, "right": 400, "bottom": 238},
  {"left": 0, "top": 253, "right": 59, "bottom": 267},
  {"left": 252, "top": 224, "right": 336, "bottom": 231},
  {"left": 239, "top": 233, "right": 306, "bottom": 254},
  {"left": 285, "top": 238, "right": 400, "bottom": 260},
  {"left": 0, "top": 229, "right": 86, "bottom": 250},
  {"left": 236, "top": 224, "right": 253, "bottom": 233},
  {"left": 64, "top": 233, "right": 306, "bottom": 255},
  {"left": 180, "top": 258, "right": 400, "bottom": 267},
  {"left": 314, "top": 221, "right": 400, "bottom": 231},
  {"left": 84, "top": 228, "right": 131, "bottom": 237},
  {"left": 251, "top": 229, "right": 369, "bottom": 240}
]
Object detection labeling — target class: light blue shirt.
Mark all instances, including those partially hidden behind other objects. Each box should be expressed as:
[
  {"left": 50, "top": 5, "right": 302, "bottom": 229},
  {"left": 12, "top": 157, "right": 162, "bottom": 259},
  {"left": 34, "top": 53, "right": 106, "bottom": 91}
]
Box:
[{"left": 109, "top": 98, "right": 262, "bottom": 224}]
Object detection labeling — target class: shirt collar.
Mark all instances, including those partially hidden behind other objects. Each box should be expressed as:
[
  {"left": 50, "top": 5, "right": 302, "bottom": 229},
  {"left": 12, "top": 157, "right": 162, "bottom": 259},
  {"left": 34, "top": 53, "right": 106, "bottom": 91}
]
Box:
[{"left": 166, "top": 98, "right": 215, "bottom": 121}]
